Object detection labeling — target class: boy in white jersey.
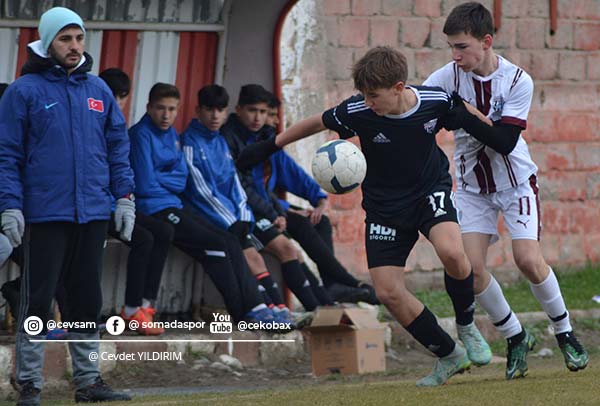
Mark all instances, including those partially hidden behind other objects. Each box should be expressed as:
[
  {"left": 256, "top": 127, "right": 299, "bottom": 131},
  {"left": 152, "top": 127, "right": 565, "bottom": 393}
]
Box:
[{"left": 424, "top": 2, "right": 588, "bottom": 379}]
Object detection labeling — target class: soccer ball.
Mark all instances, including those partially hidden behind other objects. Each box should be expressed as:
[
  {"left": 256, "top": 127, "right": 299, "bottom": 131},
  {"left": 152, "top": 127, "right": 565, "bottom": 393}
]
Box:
[{"left": 311, "top": 140, "right": 367, "bottom": 194}]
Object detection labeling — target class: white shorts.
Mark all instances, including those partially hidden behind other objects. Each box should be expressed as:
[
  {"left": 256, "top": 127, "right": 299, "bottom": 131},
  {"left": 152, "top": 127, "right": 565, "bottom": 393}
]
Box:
[{"left": 455, "top": 175, "right": 541, "bottom": 244}]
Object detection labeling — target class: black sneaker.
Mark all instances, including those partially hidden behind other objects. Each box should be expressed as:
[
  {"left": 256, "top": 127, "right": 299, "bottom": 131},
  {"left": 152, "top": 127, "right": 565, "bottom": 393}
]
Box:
[
  {"left": 74, "top": 377, "right": 132, "bottom": 403},
  {"left": 326, "top": 283, "right": 370, "bottom": 303},
  {"left": 17, "top": 381, "right": 41, "bottom": 406},
  {"left": 358, "top": 283, "right": 380, "bottom": 305},
  {"left": 1, "top": 277, "right": 21, "bottom": 319}
]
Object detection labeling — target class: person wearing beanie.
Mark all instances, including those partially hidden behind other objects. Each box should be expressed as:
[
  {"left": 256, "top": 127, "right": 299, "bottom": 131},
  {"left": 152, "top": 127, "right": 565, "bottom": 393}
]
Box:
[{"left": 0, "top": 7, "right": 134, "bottom": 405}]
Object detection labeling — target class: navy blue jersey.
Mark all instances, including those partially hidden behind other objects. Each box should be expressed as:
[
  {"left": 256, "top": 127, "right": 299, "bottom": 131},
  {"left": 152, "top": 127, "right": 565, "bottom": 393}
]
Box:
[{"left": 322, "top": 86, "right": 453, "bottom": 218}]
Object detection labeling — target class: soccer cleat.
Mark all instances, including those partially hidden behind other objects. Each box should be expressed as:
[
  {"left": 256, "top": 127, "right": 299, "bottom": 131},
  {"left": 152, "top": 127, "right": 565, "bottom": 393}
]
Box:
[
  {"left": 120, "top": 308, "right": 164, "bottom": 336},
  {"left": 272, "top": 307, "right": 297, "bottom": 329},
  {"left": 416, "top": 345, "right": 471, "bottom": 387},
  {"left": 326, "top": 283, "right": 371, "bottom": 304},
  {"left": 457, "top": 322, "right": 492, "bottom": 366},
  {"left": 556, "top": 331, "right": 588, "bottom": 372},
  {"left": 140, "top": 306, "right": 157, "bottom": 321},
  {"left": 358, "top": 282, "right": 380, "bottom": 305},
  {"left": 505, "top": 329, "right": 536, "bottom": 380},
  {"left": 291, "top": 311, "right": 314, "bottom": 329},
  {"left": 17, "top": 381, "right": 41, "bottom": 406},
  {"left": 74, "top": 377, "right": 131, "bottom": 403}
]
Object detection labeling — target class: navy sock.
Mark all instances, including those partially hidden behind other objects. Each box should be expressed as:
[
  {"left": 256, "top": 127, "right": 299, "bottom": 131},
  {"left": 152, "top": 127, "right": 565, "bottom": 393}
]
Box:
[
  {"left": 444, "top": 271, "right": 475, "bottom": 326},
  {"left": 406, "top": 307, "right": 456, "bottom": 358},
  {"left": 256, "top": 272, "right": 284, "bottom": 306}
]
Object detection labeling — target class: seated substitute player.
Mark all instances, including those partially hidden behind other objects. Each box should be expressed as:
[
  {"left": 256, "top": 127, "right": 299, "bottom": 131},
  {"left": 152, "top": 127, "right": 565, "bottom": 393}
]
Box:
[
  {"left": 129, "top": 82, "right": 287, "bottom": 328},
  {"left": 100, "top": 68, "right": 174, "bottom": 335},
  {"left": 237, "top": 46, "right": 492, "bottom": 386},
  {"left": 423, "top": 1, "right": 588, "bottom": 378},
  {"left": 180, "top": 84, "right": 294, "bottom": 322},
  {"left": 266, "top": 95, "right": 379, "bottom": 304}
]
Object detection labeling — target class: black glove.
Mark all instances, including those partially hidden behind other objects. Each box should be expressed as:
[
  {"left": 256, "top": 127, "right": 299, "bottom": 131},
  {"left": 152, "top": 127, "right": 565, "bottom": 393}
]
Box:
[
  {"left": 236, "top": 137, "right": 280, "bottom": 171},
  {"left": 442, "top": 92, "right": 471, "bottom": 131},
  {"left": 228, "top": 221, "right": 251, "bottom": 240}
]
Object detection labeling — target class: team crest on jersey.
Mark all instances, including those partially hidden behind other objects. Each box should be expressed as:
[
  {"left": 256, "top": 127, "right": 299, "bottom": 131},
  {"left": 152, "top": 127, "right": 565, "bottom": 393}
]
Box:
[
  {"left": 423, "top": 118, "right": 438, "bottom": 134},
  {"left": 491, "top": 96, "right": 505, "bottom": 121},
  {"left": 87, "top": 98, "right": 104, "bottom": 112}
]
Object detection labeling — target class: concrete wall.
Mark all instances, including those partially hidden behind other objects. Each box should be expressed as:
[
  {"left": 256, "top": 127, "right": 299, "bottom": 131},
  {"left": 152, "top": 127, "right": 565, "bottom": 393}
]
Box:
[{"left": 281, "top": 0, "right": 600, "bottom": 277}]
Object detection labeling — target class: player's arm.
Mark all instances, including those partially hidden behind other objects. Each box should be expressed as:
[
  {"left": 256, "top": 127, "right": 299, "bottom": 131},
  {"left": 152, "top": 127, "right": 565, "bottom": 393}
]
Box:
[
  {"left": 236, "top": 114, "right": 325, "bottom": 171},
  {"left": 443, "top": 93, "right": 521, "bottom": 155}
]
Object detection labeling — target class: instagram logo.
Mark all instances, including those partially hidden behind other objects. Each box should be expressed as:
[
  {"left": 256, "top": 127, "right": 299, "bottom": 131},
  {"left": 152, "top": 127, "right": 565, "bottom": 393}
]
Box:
[{"left": 24, "top": 316, "right": 43, "bottom": 336}]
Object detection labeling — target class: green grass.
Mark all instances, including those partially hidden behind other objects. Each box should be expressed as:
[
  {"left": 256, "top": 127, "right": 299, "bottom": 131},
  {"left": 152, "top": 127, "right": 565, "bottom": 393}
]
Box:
[
  {"left": 414, "top": 265, "right": 600, "bottom": 318},
  {"left": 11, "top": 362, "right": 598, "bottom": 406}
]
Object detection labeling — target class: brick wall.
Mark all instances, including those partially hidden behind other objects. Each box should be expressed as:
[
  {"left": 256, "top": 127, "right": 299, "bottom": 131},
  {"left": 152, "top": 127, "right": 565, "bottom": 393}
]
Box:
[{"left": 282, "top": 0, "right": 600, "bottom": 277}]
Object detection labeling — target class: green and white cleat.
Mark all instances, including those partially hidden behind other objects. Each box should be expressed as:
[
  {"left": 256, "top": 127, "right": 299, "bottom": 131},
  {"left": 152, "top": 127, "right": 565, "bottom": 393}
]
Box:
[
  {"left": 416, "top": 345, "right": 471, "bottom": 387},
  {"left": 505, "top": 329, "right": 536, "bottom": 380},
  {"left": 457, "top": 322, "right": 492, "bottom": 366},
  {"left": 557, "top": 331, "right": 589, "bottom": 372}
]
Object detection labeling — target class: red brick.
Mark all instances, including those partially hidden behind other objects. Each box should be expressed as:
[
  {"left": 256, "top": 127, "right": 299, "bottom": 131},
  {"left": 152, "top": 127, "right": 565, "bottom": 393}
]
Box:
[
  {"left": 400, "top": 18, "right": 431, "bottom": 48},
  {"left": 486, "top": 240, "right": 507, "bottom": 268},
  {"left": 545, "top": 20, "right": 573, "bottom": 49},
  {"left": 370, "top": 17, "right": 399, "bottom": 46},
  {"left": 43, "top": 343, "right": 68, "bottom": 381},
  {"left": 583, "top": 233, "right": 600, "bottom": 263},
  {"left": 529, "top": 51, "right": 559, "bottom": 80},
  {"left": 429, "top": 17, "right": 448, "bottom": 49},
  {"left": 405, "top": 239, "right": 442, "bottom": 271},
  {"left": 493, "top": 18, "right": 516, "bottom": 49},
  {"left": 330, "top": 190, "right": 362, "bottom": 210},
  {"left": 415, "top": 49, "right": 452, "bottom": 79},
  {"left": 557, "top": 234, "right": 585, "bottom": 264},
  {"left": 539, "top": 171, "right": 587, "bottom": 201},
  {"left": 540, "top": 201, "right": 571, "bottom": 233},
  {"left": 587, "top": 172, "right": 600, "bottom": 199},
  {"left": 573, "top": 22, "right": 600, "bottom": 51},
  {"left": 528, "top": 142, "right": 576, "bottom": 172},
  {"left": 574, "top": 143, "right": 600, "bottom": 170},
  {"left": 323, "top": 0, "right": 350, "bottom": 16},
  {"left": 339, "top": 18, "right": 370, "bottom": 47},
  {"left": 528, "top": 1, "right": 549, "bottom": 17},
  {"left": 381, "top": 0, "right": 413, "bottom": 16},
  {"left": 524, "top": 112, "right": 560, "bottom": 142},
  {"left": 326, "top": 47, "right": 354, "bottom": 80},
  {"left": 587, "top": 53, "right": 600, "bottom": 80},
  {"left": 540, "top": 233, "right": 560, "bottom": 265},
  {"left": 569, "top": 201, "right": 600, "bottom": 233},
  {"left": 558, "top": 52, "right": 587, "bottom": 81},
  {"left": 323, "top": 17, "right": 339, "bottom": 46},
  {"left": 330, "top": 210, "right": 365, "bottom": 243},
  {"left": 501, "top": 0, "right": 528, "bottom": 18},
  {"left": 516, "top": 18, "right": 547, "bottom": 49},
  {"left": 536, "top": 84, "right": 599, "bottom": 111},
  {"left": 497, "top": 50, "right": 531, "bottom": 74},
  {"left": 441, "top": 0, "right": 492, "bottom": 16},
  {"left": 558, "top": 0, "right": 600, "bottom": 20},
  {"left": 352, "top": 0, "right": 381, "bottom": 15},
  {"left": 553, "top": 113, "right": 600, "bottom": 142},
  {"left": 414, "top": 0, "right": 441, "bottom": 17}
]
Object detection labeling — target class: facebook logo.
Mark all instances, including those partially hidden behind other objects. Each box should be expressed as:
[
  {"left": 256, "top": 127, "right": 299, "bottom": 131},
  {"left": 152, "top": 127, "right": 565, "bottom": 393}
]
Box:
[{"left": 105, "top": 316, "right": 126, "bottom": 336}]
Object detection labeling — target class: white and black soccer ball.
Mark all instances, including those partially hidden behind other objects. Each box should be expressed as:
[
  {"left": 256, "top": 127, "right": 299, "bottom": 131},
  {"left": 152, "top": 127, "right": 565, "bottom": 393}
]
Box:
[{"left": 311, "top": 140, "right": 367, "bottom": 194}]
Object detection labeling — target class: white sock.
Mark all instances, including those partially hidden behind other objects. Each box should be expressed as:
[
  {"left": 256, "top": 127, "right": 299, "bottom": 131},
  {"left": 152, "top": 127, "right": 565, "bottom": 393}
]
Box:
[
  {"left": 252, "top": 303, "right": 268, "bottom": 312},
  {"left": 529, "top": 267, "right": 571, "bottom": 334},
  {"left": 475, "top": 276, "right": 522, "bottom": 339},
  {"left": 124, "top": 305, "right": 139, "bottom": 317},
  {"left": 142, "top": 298, "right": 152, "bottom": 308}
]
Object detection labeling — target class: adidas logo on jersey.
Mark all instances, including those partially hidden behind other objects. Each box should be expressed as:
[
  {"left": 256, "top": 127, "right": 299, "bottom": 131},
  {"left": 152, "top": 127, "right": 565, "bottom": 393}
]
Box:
[
  {"left": 423, "top": 118, "right": 438, "bottom": 134},
  {"left": 434, "top": 208, "right": 447, "bottom": 218},
  {"left": 372, "top": 133, "right": 391, "bottom": 143}
]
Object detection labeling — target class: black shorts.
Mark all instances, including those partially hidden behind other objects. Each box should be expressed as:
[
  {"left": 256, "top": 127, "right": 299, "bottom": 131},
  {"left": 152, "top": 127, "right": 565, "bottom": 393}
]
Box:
[
  {"left": 252, "top": 217, "right": 281, "bottom": 246},
  {"left": 365, "top": 185, "right": 457, "bottom": 268}
]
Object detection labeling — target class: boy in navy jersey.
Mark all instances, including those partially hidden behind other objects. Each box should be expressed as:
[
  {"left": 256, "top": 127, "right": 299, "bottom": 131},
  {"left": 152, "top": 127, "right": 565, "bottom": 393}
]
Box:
[{"left": 237, "top": 46, "right": 491, "bottom": 386}]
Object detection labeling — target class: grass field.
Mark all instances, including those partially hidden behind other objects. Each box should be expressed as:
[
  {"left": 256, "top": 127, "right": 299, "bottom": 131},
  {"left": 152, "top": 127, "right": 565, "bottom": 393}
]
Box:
[
  {"left": 7, "top": 360, "right": 597, "bottom": 406},
  {"left": 414, "top": 265, "right": 600, "bottom": 318}
]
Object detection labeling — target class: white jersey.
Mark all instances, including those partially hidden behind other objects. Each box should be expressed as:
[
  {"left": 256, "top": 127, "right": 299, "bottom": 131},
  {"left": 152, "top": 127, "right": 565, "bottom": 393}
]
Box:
[{"left": 424, "top": 56, "right": 538, "bottom": 194}]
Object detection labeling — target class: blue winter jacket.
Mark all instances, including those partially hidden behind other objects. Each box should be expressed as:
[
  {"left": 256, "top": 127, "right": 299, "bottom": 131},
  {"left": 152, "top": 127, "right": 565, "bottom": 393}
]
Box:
[
  {"left": 181, "top": 119, "right": 253, "bottom": 230},
  {"left": 129, "top": 114, "right": 188, "bottom": 215},
  {"left": 0, "top": 41, "right": 134, "bottom": 223}
]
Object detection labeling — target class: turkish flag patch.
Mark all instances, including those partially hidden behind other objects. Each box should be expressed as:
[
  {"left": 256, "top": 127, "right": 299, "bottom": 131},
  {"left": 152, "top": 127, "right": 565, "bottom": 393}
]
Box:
[{"left": 87, "top": 98, "right": 104, "bottom": 113}]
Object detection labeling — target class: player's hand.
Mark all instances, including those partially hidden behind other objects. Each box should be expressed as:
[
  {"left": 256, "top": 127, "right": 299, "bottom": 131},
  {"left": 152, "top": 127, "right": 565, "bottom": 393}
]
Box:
[
  {"left": 1, "top": 209, "right": 25, "bottom": 247},
  {"left": 228, "top": 221, "right": 251, "bottom": 240},
  {"left": 310, "top": 199, "right": 328, "bottom": 225},
  {"left": 442, "top": 92, "right": 470, "bottom": 131},
  {"left": 273, "top": 216, "right": 287, "bottom": 232},
  {"left": 236, "top": 137, "right": 280, "bottom": 171},
  {"left": 114, "top": 197, "right": 135, "bottom": 241}
]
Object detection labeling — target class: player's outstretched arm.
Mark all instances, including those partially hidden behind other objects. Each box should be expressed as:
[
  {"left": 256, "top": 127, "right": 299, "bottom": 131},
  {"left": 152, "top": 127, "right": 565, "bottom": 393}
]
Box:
[{"left": 236, "top": 113, "right": 326, "bottom": 171}]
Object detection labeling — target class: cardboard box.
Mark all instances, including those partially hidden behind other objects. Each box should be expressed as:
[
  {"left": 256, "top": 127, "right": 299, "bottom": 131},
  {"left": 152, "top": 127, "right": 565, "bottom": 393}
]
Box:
[{"left": 306, "top": 307, "right": 386, "bottom": 376}]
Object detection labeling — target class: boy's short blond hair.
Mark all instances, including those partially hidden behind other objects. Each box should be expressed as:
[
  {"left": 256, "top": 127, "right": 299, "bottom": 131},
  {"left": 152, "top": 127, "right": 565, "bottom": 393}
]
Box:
[{"left": 352, "top": 46, "right": 408, "bottom": 92}]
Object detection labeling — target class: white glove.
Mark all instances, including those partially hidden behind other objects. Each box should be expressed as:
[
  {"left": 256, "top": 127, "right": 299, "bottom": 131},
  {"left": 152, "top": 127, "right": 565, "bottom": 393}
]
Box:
[
  {"left": 114, "top": 198, "right": 135, "bottom": 242},
  {"left": 1, "top": 209, "right": 25, "bottom": 248}
]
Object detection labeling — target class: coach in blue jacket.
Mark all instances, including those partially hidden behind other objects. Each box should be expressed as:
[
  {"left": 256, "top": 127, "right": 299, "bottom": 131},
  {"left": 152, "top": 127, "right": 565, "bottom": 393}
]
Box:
[{"left": 0, "top": 7, "right": 134, "bottom": 405}]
